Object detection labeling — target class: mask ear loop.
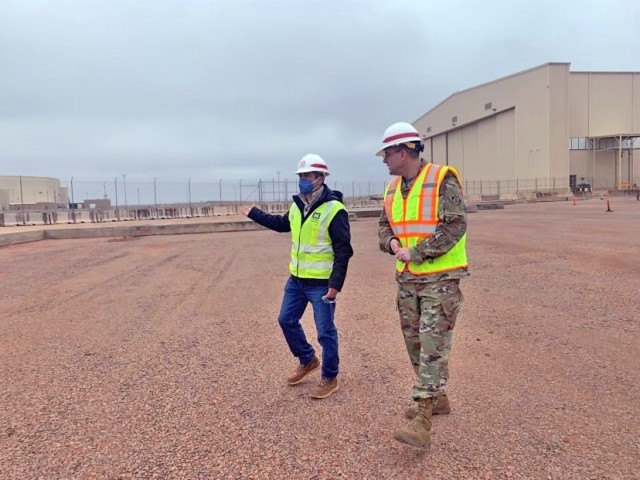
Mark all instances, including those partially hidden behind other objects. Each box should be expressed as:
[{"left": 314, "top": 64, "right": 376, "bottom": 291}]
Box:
[{"left": 312, "top": 175, "right": 324, "bottom": 188}]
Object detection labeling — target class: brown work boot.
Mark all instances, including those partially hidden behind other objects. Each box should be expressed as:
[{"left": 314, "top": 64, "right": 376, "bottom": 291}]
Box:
[
  {"left": 404, "top": 393, "right": 451, "bottom": 419},
  {"left": 310, "top": 377, "right": 339, "bottom": 399},
  {"left": 287, "top": 356, "right": 320, "bottom": 385},
  {"left": 394, "top": 398, "right": 432, "bottom": 448}
]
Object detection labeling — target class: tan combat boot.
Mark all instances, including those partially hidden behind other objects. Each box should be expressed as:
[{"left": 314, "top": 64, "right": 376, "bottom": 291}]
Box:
[
  {"left": 393, "top": 398, "right": 432, "bottom": 448},
  {"left": 404, "top": 393, "right": 451, "bottom": 419},
  {"left": 310, "top": 377, "right": 339, "bottom": 399},
  {"left": 286, "top": 356, "right": 320, "bottom": 385}
]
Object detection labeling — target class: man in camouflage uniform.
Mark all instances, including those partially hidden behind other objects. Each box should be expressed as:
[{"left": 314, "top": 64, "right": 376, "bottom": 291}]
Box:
[{"left": 376, "top": 122, "right": 468, "bottom": 448}]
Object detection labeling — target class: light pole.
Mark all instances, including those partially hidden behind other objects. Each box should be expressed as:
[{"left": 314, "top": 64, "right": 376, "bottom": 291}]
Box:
[
  {"left": 70, "top": 176, "right": 74, "bottom": 206},
  {"left": 277, "top": 170, "right": 281, "bottom": 202}
]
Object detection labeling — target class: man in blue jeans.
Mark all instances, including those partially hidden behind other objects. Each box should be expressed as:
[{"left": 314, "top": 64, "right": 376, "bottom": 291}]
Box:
[{"left": 240, "top": 154, "right": 353, "bottom": 399}]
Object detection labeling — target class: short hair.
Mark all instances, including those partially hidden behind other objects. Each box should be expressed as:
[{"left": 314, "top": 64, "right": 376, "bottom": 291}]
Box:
[{"left": 398, "top": 143, "right": 422, "bottom": 159}]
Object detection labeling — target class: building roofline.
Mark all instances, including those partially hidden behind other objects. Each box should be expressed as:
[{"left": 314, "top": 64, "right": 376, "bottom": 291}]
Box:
[
  {"left": 414, "top": 62, "right": 571, "bottom": 124},
  {"left": 571, "top": 70, "right": 640, "bottom": 75},
  {"left": 0, "top": 175, "right": 61, "bottom": 182}
]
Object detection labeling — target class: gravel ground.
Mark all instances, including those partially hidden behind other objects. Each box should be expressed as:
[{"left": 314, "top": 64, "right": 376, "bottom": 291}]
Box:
[{"left": 1, "top": 196, "right": 639, "bottom": 479}]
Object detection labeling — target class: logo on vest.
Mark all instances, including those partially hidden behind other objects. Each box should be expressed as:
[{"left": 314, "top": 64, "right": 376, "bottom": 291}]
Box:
[{"left": 312, "top": 212, "right": 321, "bottom": 220}]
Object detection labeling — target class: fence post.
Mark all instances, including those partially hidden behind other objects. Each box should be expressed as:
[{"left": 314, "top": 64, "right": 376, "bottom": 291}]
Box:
[
  {"left": 352, "top": 180, "right": 355, "bottom": 208},
  {"left": 188, "top": 178, "right": 192, "bottom": 216},
  {"left": 114, "top": 176, "right": 119, "bottom": 221},
  {"left": 19, "top": 175, "right": 25, "bottom": 225},
  {"left": 154, "top": 177, "right": 157, "bottom": 219}
]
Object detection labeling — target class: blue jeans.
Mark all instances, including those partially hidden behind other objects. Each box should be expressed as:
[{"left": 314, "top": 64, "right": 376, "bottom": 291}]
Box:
[{"left": 277, "top": 276, "right": 339, "bottom": 379}]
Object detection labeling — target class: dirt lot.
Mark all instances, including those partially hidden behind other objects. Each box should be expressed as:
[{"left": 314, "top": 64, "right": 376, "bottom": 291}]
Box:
[{"left": 1, "top": 196, "right": 639, "bottom": 479}]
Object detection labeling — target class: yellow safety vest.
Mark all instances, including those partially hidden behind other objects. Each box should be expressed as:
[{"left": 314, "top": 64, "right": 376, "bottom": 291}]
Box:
[
  {"left": 288, "top": 200, "right": 346, "bottom": 279},
  {"left": 384, "top": 163, "right": 468, "bottom": 275}
]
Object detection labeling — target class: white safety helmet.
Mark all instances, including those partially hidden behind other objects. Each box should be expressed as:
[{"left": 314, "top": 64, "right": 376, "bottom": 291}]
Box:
[
  {"left": 376, "top": 122, "right": 423, "bottom": 156},
  {"left": 294, "top": 153, "right": 330, "bottom": 176}
]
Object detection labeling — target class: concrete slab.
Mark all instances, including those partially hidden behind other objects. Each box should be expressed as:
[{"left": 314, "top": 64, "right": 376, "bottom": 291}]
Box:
[{"left": 0, "top": 229, "right": 44, "bottom": 247}]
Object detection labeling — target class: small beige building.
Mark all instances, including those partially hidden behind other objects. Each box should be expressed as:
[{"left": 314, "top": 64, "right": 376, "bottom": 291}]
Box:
[
  {"left": 414, "top": 63, "right": 639, "bottom": 197},
  {"left": 0, "top": 175, "right": 68, "bottom": 210}
]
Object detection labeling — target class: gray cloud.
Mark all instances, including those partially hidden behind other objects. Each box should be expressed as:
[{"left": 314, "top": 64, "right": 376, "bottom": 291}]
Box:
[{"left": 1, "top": 0, "right": 639, "bottom": 185}]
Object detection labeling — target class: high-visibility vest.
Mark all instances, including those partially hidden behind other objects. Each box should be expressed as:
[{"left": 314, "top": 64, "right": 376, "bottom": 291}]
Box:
[
  {"left": 384, "top": 163, "right": 467, "bottom": 275},
  {"left": 288, "top": 200, "right": 346, "bottom": 279}
]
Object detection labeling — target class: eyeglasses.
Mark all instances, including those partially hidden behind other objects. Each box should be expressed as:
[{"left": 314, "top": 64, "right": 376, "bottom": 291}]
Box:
[{"left": 383, "top": 148, "right": 403, "bottom": 159}]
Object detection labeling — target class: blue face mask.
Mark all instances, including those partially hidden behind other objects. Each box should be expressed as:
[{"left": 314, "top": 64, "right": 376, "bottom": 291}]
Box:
[{"left": 299, "top": 177, "right": 315, "bottom": 194}]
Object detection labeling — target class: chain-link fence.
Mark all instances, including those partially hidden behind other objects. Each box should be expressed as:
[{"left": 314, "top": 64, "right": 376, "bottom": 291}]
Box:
[
  {"left": 58, "top": 178, "right": 390, "bottom": 207},
  {"left": 5, "top": 173, "right": 638, "bottom": 227}
]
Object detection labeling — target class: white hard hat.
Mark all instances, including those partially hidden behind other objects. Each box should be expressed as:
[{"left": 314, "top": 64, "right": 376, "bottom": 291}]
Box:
[
  {"left": 376, "top": 122, "right": 422, "bottom": 156},
  {"left": 294, "top": 154, "right": 330, "bottom": 176}
]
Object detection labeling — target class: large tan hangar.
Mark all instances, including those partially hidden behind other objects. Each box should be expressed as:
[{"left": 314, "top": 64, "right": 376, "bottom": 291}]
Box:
[
  {"left": 414, "top": 63, "right": 639, "bottom": 196},
  {"left": 0, "top": 175, "right": 68, "bottom": 209}
]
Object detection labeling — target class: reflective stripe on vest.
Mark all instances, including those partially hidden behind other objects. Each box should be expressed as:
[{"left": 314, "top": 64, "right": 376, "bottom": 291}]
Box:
[
  {"left": 288, "top": 200, "right": 346, "bottom": 279},
  {"left": 384, "top": 164, "right": 467, "bottom": 275}
]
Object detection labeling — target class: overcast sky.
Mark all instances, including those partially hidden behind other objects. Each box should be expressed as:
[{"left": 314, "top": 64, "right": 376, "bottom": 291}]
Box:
[{"left": 1, "top": 0, "right": 639, "bottom": 185}]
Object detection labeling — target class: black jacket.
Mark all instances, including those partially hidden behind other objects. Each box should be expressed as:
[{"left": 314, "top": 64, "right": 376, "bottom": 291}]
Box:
[{"left": 247, "top": 185, "right": 353, "bottom": 291}]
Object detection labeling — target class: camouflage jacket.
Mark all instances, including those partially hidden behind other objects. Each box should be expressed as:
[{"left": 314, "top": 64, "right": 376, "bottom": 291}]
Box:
[{"left": 378, "top": 160, "right": 469, "bottom": 283}]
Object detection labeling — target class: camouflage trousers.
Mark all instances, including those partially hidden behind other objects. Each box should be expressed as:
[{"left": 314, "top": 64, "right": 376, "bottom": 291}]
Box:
[{"left": 396, "top": 279, "right": 463, "bottom": 400}]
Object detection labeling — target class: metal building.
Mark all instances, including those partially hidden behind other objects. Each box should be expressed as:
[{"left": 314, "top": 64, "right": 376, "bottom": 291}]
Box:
[
  {"left": 414, "top": 63, "right": 640, "bottom": 197},
  {"left": 0, "top": 175, "right": 68, "bottom": 210}
]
